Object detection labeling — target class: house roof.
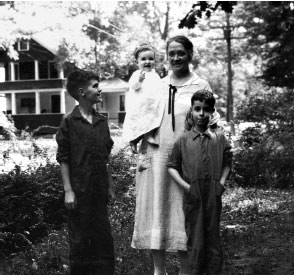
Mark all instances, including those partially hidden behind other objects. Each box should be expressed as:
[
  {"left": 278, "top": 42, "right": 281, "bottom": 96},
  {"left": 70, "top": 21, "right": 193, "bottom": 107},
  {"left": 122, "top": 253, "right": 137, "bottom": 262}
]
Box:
[
  {"left": 0, "top": 38, "right": 56, "bottom": 62},
  {"left": 100, "top": 77, "right": 128, "bottom": 93},
  {"left": 32, "top": 37, "right": 57, "bottom": 56}
]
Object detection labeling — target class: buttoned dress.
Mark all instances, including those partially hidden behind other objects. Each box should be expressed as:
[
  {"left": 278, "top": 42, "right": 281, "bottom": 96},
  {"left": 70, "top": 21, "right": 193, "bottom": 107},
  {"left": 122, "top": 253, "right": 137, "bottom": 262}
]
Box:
[
  {"left": 131, "top": 72, "right": 211, "bottom": 251},
  {"left": 56, "top": 106, "right": 114, "bottom": 275},
  {"left": 167, "top": 128, "right": 232, "bottom": 275}
]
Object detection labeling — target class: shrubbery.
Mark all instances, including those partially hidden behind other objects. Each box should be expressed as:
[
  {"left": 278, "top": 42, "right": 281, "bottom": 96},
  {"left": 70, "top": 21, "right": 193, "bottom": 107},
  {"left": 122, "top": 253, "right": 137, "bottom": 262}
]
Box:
[
  {"left": 233, "top": 88, "right": 294, "bottom": 188},
  {"left": 0, "top": 163, "right": 66, "bottom": 257},
  {"left": 0, "top": 144, "right": 155, "bottom": 274},
  {"left": 0, "top": 112, "right": 16, "bottom": 140}
]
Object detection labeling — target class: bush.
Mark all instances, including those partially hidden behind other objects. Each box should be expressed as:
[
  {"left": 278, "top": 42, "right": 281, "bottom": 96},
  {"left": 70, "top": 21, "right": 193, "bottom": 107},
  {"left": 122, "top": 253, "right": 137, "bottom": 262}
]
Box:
[
  {"left": 0, "top": 112, "right": 17, "bottom": 140},
  {"left": 32, "top": 125, "right": 59, "bottom": 137},
  {"left": 1, "top": 146, "right": 182, "bottom": 274},
  {"left": 1, "top": 146, "right": 144, "bottom": 274},
  {"left": 0, "top": 163, "right": 66, "bottom": 258},
  {"left": 233, "top": 88, "right": 294, "bottom": 188}
]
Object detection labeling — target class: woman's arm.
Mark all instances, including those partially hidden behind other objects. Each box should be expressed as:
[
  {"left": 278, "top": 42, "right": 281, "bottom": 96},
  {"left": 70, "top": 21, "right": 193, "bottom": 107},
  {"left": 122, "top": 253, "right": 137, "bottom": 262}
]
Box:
[{"left": 168, "top": 167, "right": 190, "bottom": 193}]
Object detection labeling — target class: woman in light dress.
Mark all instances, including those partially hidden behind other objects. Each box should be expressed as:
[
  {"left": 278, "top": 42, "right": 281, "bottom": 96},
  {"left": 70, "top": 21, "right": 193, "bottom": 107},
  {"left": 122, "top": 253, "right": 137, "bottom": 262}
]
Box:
[{"left": 131, "top": 35, "right": 218, "bottom": 275}]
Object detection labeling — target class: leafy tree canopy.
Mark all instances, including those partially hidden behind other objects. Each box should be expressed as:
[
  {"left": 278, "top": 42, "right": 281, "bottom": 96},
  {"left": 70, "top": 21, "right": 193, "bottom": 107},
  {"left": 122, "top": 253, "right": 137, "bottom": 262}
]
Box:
[
  {"left": 180, "top": 1, "right": 294, "bottom": 89},
  {"left": 179, "top": 1, "right": 237, "bottom": 29},
  {"left": 240, "top": 1, "right": 294, "bottom": 88}
]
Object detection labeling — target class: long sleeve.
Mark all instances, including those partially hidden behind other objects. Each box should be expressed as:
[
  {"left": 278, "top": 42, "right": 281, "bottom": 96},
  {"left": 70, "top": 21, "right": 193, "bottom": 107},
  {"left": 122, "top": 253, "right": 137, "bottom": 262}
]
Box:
[
  {"left": 223, "top": 136, "right": 233, "bottom": 169},
  {"left": 128, "top": 70, "right": 142, "bottom": 91},
  {"left": 167, "top": 138, "right": 182, "bottom": 172},
  {"left": 56, "top": 117, "right": 70, "bottom": 164}
]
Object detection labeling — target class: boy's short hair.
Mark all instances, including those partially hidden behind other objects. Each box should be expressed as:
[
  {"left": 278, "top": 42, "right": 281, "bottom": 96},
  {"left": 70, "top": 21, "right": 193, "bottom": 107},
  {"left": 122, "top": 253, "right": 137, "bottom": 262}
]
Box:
[
  {"left": 66, "top": 70, "right": 99, "bottom": 100},
  {"left": 191, "top": 90, "right": 215, "bottom": 110},
  {"left": 134, "top": 43, "right": 156, "bottom": 60}
]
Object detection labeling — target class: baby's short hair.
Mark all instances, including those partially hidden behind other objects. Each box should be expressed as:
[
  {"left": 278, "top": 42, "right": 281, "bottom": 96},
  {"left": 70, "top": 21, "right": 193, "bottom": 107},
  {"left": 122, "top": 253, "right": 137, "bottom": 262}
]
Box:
[
  {"left": 66, "top": 70, "right": 99, "bottom": 100},
  {"left": 191, "top": 90, "right": 215, "bottom": 110},
  {"left": 134, "top": 43, "right": 156, "bottom": 60}
]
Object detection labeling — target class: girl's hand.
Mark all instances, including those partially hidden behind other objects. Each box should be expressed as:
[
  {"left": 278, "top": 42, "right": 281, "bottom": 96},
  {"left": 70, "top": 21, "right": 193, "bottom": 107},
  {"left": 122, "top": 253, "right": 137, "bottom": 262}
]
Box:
[
  {"left": 64, "top": 190, "right": 77, "bottom": 209},
  {"left": 139, "top": 71, "right": 146, "bottom": 82}
]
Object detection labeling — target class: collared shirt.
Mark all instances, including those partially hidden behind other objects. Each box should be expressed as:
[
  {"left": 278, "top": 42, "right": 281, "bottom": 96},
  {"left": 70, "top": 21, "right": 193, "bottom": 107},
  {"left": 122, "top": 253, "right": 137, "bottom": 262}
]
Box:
[
  {"left": 56, "top": 106, "right": 113, "bottom": 195},
  {"left": 167, "top": 127, "right": 232, "bottom": 183}
]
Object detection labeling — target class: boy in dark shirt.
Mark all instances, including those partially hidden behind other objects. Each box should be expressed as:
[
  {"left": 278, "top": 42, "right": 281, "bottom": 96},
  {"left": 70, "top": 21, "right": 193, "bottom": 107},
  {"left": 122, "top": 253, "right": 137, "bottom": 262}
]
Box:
[
  {"left": 167, "top": 90, "right": 232, "bottom": 275},
  {"left": 56, "top": 70, "right": 115, "bottom": 275}
]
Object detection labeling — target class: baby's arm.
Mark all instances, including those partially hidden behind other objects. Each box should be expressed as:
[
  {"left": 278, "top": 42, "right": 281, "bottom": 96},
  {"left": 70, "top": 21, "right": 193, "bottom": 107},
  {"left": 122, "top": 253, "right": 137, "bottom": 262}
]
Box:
[
  {"left": 168, "top": 168, "right": 190, "bottom": 193},
  {"left": 60, "top": 162, "right": 77, "bottom": 209},
  {"left": 129, "top": 71, "right": 145, "bottom": 91}
]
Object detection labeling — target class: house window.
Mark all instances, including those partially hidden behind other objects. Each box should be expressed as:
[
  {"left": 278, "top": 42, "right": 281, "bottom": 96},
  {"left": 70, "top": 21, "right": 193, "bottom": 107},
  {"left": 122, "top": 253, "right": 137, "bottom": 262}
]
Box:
[
  {"left": 18, "top": 62, "right": 34, "bottom": 80},
  {"left": 14, "top": 63, "right": 20, "bottom": 80},
  {"left": 51, "top": 95, "right": 60, "bottom": 113},
  {"left": 48, "top": 61, "right": 58, "bottom": 79},
  {"left": 119, "top": 95, "right": 125, "bottom": 111},
  {"left": 39, "top": 61, "right": 48, "bottom": 79},
  {"left": 14, "top": 62, "right": 35, "bottom": 80},
  {"left": 18, "top": 93, "right": 35, "bottom": 114},
  {"left": 4, "top": 63, "right": 9, "bottom": 81},
  {"left": 18, "top": 40, "right": 29, "bottom": 51},
  {"left": 21, "top": 97, "right": 35, "bottom": 108}
]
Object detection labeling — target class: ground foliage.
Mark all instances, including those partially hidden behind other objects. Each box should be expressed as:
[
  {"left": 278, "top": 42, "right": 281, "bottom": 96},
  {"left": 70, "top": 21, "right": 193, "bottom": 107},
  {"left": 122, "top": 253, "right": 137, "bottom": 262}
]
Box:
[
  {"left": 233, "top": 87, "right": 294, "bottom": 188},
  {"left": 0, "top": 142, "right": 293, "bottom": 274},
  {"left": 2, "top": 179, "right": 293, "bottom": 274},
  {"left": 0, "top": 162, "right": 66, "bottom": 258}
]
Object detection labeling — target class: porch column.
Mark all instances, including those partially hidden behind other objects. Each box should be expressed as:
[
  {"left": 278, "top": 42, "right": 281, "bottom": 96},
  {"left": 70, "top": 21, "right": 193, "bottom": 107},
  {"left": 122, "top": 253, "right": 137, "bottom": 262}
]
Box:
[
  {"left": 34, "top": 60, "right": 39, "bottom": 80},
  {"left": 11, "top": 92, "right": 16, "bottom": 114},
  {"left": 35, "top": 91, "right": 40, "bottom": 114},
  {"left": 9, "top": 62, "right": 15, "bottom": 81},
  {"left": 0, "top": 63, "right": 5, "bottom": 82},
  {"left": 60, "top": 89, "right": 66, "bottom": 113},
  {"left": 58, "top": 67, "right": 64, "bottom": 79}
]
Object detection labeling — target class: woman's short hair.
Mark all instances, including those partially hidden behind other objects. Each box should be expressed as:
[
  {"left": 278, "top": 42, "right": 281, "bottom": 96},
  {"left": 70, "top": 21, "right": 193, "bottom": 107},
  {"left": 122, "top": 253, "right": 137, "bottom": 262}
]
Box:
[
  {"left": 134, "top": 43, "right": 156, "bottom": 60},
  {"left": 166, "top": 35, "right": 193, "bottom": 61}
]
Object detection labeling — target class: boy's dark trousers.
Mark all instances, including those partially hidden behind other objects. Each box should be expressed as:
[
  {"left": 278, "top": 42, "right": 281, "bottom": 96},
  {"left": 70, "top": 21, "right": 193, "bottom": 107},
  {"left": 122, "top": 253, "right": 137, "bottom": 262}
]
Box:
[
  {"left": 184, "top": 178, "right": 225, "bottom": 275},
  {"left": 68, "top": 198, "right": 115, "bottom": 275}
]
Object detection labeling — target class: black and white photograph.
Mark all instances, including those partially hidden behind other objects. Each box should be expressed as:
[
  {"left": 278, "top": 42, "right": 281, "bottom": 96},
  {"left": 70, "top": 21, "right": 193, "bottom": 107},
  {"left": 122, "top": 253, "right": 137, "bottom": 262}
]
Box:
[{"left": 0, "top": 1, "right": 294, "bottom": 274}]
